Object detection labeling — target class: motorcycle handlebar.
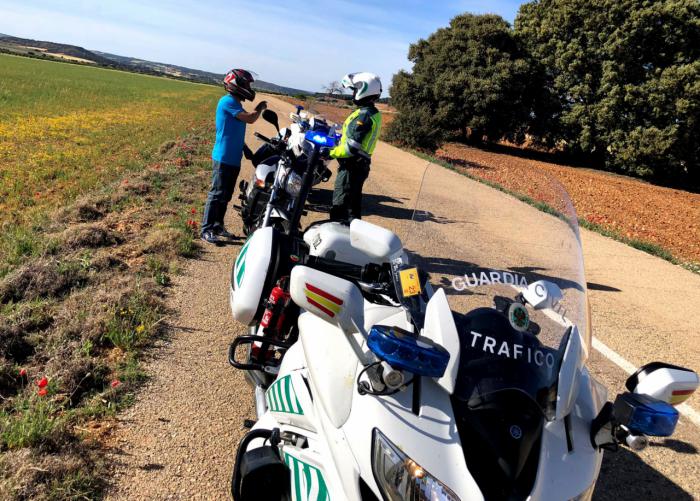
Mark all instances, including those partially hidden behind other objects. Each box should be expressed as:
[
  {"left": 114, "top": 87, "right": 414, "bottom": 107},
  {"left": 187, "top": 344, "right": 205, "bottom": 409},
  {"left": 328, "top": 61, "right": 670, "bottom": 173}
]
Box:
[
  {"left": 254, "top": 131, "right": 273, "bottom": 143},
  {"left": 305, "top": 256, "right": 390, "bottom": 285}
]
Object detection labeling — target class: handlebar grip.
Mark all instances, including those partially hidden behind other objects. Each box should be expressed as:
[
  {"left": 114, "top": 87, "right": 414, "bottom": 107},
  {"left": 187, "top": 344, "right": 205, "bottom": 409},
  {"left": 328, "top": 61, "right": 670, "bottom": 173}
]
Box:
[{"left": 254, "top": 131, "right": 272, "bottom": 143}]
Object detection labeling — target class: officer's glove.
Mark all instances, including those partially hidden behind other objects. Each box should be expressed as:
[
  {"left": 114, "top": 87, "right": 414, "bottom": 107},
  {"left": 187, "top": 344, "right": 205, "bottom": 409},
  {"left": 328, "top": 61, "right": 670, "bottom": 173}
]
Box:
[{"left": 319, "top": 147, "right": 332, "bottom": 160}]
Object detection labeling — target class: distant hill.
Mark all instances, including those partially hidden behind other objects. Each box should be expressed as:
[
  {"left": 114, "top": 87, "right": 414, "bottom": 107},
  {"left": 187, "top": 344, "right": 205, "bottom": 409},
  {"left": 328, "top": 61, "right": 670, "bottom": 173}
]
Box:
[
  {"left": 93, "top": 50, "right": 309, "bottom": 95},
  {"left": 0, "top": 34, "right": 311, "bottom": 95},
  {"left": 0, "top": 35, "right": 115, "bottom": 65}
]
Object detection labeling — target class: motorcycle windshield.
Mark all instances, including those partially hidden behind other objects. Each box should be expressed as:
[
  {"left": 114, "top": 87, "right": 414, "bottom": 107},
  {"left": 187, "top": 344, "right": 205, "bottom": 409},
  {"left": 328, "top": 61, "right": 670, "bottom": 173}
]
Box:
[{"left": 400, "top": 164, "right": 590, "bottom": 418}]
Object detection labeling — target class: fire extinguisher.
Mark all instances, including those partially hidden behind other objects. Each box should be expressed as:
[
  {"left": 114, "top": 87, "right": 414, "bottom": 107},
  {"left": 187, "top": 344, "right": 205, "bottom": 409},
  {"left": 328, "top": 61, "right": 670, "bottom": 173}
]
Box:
[{"left": 260, "top": 277, "right": 291, "bottom": 335}]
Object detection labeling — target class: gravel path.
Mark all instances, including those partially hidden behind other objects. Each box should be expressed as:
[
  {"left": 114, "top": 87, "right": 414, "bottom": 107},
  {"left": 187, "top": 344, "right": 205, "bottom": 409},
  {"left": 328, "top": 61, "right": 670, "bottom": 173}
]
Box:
[{"left": 106, "top": 96, "right": 700, "bottom": 500}]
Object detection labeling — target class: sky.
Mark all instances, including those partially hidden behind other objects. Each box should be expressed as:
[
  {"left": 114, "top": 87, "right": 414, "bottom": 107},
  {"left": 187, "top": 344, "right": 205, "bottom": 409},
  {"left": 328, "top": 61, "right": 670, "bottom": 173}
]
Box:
[{"left": 0, "top": 0, "right": 524, "bottom": 93}]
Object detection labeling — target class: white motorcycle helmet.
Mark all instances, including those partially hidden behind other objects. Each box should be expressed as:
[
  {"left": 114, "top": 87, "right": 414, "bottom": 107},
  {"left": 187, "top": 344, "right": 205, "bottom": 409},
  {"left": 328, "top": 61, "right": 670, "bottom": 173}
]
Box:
[{"left": 341, "top": 72, "right": 382, "bottom": 106}]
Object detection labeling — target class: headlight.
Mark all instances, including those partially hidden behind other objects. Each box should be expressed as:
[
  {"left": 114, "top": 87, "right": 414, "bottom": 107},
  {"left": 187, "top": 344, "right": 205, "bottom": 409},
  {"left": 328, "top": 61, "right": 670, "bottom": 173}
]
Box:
[
  {"left": 372, "top": 429, "right": 460, "bottom": 501},
  {"left": 285, "top": 171, "right": 303, "bottom": 196}
]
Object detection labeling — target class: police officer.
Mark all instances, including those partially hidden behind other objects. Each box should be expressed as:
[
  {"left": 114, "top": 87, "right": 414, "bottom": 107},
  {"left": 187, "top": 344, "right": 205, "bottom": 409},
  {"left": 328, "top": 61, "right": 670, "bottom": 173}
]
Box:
[{"left": 328, "top": 72, "right": 382, "bottom": 222}]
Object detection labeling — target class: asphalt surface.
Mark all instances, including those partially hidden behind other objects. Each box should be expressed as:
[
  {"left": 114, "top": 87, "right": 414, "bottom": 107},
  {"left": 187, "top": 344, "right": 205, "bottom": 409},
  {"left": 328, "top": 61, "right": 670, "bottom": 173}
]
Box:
[{"left": 106, "top": 95, "right": 700, "bottom": 500}]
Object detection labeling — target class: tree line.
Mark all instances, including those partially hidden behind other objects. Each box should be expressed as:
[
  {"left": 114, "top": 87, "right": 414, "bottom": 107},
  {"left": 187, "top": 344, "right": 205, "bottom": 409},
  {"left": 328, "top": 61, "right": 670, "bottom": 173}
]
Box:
[{"left": 385, "top": 0, "right": 700, "bottom": 188}]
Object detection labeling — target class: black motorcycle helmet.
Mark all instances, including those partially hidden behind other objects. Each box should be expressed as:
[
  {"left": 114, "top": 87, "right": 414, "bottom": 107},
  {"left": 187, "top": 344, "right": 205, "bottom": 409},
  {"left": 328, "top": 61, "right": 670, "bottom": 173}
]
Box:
[{"left": 224, "top": 69, "right": 256, "bottom": 101}]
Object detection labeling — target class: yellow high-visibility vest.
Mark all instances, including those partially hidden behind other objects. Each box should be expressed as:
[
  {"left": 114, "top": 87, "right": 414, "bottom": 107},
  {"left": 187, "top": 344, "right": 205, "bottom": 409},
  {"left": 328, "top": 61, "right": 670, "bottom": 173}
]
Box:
[{"left": 330, "top": 107, "right": 381, "bottom": 159}]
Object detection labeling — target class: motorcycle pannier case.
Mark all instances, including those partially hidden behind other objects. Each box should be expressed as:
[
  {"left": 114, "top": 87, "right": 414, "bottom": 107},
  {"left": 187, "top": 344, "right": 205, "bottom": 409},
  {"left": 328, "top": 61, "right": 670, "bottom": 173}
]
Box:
[{"left": 230, "top": 227, "right": 303, "bottom": 325}]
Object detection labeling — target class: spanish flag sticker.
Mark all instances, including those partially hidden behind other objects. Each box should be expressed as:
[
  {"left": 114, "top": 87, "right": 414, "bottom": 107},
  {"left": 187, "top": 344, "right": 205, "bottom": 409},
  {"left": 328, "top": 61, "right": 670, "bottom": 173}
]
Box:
[
  {"left": 670, "top": 389, "right": 695, "bottom": 405},
  {"left": 304, "top": 283, "right": 343, "bottom": 318}
]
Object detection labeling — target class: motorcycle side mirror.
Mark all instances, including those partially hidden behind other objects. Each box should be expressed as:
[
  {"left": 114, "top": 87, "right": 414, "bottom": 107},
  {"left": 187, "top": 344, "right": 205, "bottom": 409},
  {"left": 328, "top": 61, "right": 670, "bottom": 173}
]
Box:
[
  {"left": 262, "top": 109, "right": 279, "bottom": 132},
  {"left": 522, "top": 280, "right": 563, "bottom": 310},
  {"left": 625, "top": 362, "right": 699, "bottom": 405},
  {"left": 289, "top": 266, "right": 365, "bottom": 335}
]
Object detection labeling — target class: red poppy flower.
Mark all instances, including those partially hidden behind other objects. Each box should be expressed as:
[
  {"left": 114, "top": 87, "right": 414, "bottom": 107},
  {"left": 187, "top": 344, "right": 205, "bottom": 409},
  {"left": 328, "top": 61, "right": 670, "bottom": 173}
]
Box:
[
  {"left": 38, "top": 388, "right": 48, "bottom": 397},
  {"left": 37, "top": 376, "right": 48, "bottom": 388},
  {"left": 190, "top": 208, "right": 196, "bottom": 214},
  {"left": 111, "top": 379, "right": 121, "bottom": 388},
  {"left": 19, "top": 368, "right": 27, "bottom": 377}
]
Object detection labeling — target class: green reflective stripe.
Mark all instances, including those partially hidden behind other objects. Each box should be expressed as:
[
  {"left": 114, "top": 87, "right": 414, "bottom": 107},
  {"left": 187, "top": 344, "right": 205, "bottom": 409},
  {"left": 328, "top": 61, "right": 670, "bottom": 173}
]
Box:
[
  {"left": 288, "top": 455, "right": 302, "bottom": 501},
  {"left": 284, "top": 376, "right": 294, "bottom": 414},
  {"left": 236, "top": 262, "right": 246, "bottom": 287},
  {"left": 303, "top": 458, "right": 313, "bottom": 500},
  {"left": 273, "top": 380, "right": 282, "bottom": 411},
  {"left": 266, "top": 381, "right": 278, "bottom": 411},
  {"left": 234, "top": 239, "right": 251, "bottom": 286},
  {"left": 316, "top": 468, "right": 329, "bottom": 501},
  {"left": 266, "top": 375, "right": 303, "bottom": 415},
  {"left": 271, "top": 386, "right": 279, "bottom": 411},
  {"left": 283, "top": 452, "right": 330, "bottom": 501},
  {"left": 275, "top": 381, "right": 287, "bottom": 412}
]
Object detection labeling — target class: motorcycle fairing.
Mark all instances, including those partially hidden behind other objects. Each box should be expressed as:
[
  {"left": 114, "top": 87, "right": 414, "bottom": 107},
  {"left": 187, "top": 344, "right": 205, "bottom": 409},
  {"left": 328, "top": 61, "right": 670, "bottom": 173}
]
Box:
[{"left": 266, "top": 371, "right": 317, "bottom": 433}]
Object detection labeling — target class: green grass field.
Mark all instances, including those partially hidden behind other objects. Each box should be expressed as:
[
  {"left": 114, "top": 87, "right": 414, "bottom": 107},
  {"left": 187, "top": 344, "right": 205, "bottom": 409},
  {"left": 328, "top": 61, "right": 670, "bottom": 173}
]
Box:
[{"left": 0, "top": 54, "right": 220, "bottom": 226}]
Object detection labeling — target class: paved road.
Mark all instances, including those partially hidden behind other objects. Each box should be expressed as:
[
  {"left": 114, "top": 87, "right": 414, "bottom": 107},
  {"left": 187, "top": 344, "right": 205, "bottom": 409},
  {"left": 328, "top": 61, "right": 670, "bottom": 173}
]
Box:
[{"left": 107, "top": 95, "right": 700, "bottom": 500}]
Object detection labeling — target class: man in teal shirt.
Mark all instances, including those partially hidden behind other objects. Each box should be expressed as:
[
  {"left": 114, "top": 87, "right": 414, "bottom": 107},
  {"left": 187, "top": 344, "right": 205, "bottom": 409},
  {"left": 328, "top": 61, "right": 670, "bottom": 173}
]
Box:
[{"left": 201, "top": 69, "right": 267, "bottom": 244}]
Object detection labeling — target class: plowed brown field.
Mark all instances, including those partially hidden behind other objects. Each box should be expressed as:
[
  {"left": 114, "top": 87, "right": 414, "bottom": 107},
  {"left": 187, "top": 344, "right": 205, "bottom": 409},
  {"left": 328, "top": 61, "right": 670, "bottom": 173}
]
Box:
[{"left": 435, "top": 143, "right": 700, "bottom": 265}]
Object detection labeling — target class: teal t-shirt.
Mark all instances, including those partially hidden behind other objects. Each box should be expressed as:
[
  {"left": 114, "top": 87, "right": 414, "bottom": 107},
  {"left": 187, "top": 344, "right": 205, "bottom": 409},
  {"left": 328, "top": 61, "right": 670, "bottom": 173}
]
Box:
[{"left": 212, "top": 94, "right": 245, "bottom": 166}]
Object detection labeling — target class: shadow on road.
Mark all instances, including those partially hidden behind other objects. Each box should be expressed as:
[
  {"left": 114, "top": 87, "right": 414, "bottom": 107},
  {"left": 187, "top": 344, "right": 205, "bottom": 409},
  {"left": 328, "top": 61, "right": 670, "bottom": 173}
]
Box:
[
  {"left": 308, "top": 188, "right": 429, "bottom": 222},
  {"left": 649, "top": 438, "right": 698, "bottom": 454},
  {"left": 594, "top": 448, "right": 693, "bottom": 500},
  {"left": 509, "top": 265, "right": 584, "bottom": 292},
  {"left": 587, "top": 282, "right": 622, "bottom": 292}
]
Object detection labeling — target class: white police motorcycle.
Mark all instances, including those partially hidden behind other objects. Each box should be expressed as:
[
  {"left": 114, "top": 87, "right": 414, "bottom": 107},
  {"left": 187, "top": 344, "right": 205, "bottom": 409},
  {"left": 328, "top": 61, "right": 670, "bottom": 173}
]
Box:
[
  {"left": 238, "top": 106, "right": 339, "bottom": 235},
  {"left": 228, "top": 163, "right": 698, "bottom": 500}
]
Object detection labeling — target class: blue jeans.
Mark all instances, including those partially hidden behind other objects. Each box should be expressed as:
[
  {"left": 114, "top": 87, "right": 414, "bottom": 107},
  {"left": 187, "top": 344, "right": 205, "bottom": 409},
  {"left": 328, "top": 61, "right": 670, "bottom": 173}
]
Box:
[{"left": 201, "top": 160, "right": 240, "bottom": 234}]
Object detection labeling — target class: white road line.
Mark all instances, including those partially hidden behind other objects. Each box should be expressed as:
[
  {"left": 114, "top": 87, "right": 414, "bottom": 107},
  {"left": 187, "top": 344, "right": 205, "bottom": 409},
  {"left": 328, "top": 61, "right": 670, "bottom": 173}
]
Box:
[{"left": 592, "top": 337, "right": 700, "bottom": 428}]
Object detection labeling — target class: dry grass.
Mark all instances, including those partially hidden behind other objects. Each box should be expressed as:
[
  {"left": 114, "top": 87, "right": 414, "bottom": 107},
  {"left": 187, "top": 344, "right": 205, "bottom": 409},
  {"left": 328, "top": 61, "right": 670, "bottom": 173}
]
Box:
[{"left": 0, "top": 129, "right": 213, "bottom": 499}]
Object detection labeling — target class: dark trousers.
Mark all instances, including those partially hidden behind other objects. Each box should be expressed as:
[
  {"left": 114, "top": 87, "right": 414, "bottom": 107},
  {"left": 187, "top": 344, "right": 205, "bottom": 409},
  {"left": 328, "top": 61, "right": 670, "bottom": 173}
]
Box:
[
  {"left": 201, "top": 160, "right": 240, "bottom": 234},
  {"left": 330, "top": 158, "right": 370, "bottom": 222}
]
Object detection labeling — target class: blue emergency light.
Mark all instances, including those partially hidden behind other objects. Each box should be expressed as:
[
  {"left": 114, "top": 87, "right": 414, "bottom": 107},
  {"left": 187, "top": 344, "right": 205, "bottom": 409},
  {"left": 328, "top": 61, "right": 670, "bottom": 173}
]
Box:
[
  {"left": 305, "top": 130, "right": 336, "bottom": 148},
  {"left": 367, "top": 325, "right": 449, "bottom": 378},
  {"left": 613, "top": 392, "right": 679, "bottom": 437}
]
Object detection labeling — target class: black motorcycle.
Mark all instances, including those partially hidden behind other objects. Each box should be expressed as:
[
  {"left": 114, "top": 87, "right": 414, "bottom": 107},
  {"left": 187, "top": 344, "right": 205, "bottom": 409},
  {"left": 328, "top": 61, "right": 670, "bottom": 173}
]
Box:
[{"left": 238, "top": 109, "right": 334, "bottom": 235}]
